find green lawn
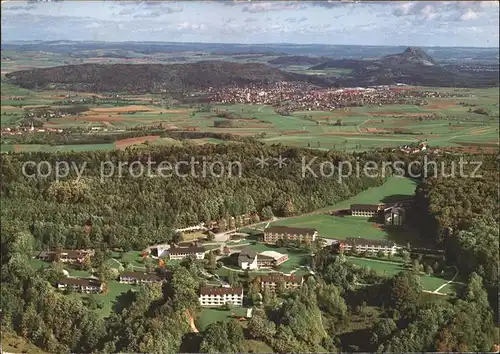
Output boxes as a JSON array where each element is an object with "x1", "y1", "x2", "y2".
[
  {"x1": 196, "y1": 307, "x2": 249, "y2": 331},
  {"x1": 270, "y1": 176, "x2": 418, "y2": 242},
  {"x1": 348, "y1": 256, "x2": 456, "y2": 292},
  {"x1": 71, "y1": 280, "x2": 136, "y2": 318},
  {"x1": 273, "y1": 214, "x2": 387, "y2": 240},
  {"x1": 118, "y1": 251, "x2": 147, "y2": 270}
]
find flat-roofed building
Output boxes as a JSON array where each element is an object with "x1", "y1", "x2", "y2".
[
  {"x1": 118, "y1": 271, "x2": 163, "y2": 285},
  {"x1": 57, "y1": 277, "x2": 103, "y2": 293},
  {"x1": 263, "y1": 225, "x2": 317, "y2": 244},
  {"x1": 260, "y1": 274, "x2": 303, "y2": 292},
  {"x1": 168, "y1": 246, "x2": 205, "y2": 260},
  {"x1": 256, "y1": 251, "x2": 289, "y2": 268},
  {"x1": 350, "y1": 204, "x2": 385, "y2": 217},
  {"x1": 340, "y1": 237, "x2": 398, "y2": 255},
  {"x1": 199, "y1": 286, "x2": 244, "y2": 307}
]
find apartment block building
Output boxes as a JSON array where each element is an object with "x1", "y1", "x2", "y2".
[
  {"x1": 350, "y1": 204, "x2": 385, "y2": 217},
  {"x1": 37, "y1": 249, "x2": 94, "y2": 264},
  {"x1": 198, "y1": 286, "x2": 244, "y2": 307},
  {"x1": 260, "y1": 274, "x2": 303, "y2": 292},
  {"x1": 168, "y1": 246, "x2": 205, "y2": 260},
  {"x1": 118, "y1": 271, "x2": 163, "y2": 285},
  {"x1": 340, "y1": 237, "x2": 399, "y2": 255},
  {"x1": 263, "y1": 225, "x2": 317, "y2": 244},
  {"x1": 57, "y1": 277, "x2": 103, "y2": 293}
]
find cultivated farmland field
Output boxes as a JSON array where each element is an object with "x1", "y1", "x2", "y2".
[{"x1": 2, "y1": 81, "x2": 498, "y2": 153}]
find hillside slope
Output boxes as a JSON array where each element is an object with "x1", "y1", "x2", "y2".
[
  {"x1": 268, "y1": 55, "x2": 329, "y2": 66},
  {"x1": 310, "y1": 47, "x2": 498, "y2": 87},
  {"x1": 5, "y1": 61, "x2": 330, "y2": 93}
]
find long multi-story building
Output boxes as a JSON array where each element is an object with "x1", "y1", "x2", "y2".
[
  {"x1": 350, "y1": 204, "x2": 385, "y2": 217},
  {"x1": 260, "y1": 274, "x2": 303, "y2": 292},
  {"x1": 57, "y1": 277, "x2": 103, "y2": 293},
  {"x1": 118, "y1": 271, "x2": 163, "y2": 285},
  {"x1": 168, "y1": 246, "x2": 205, "y2": 260},
  {"x1": 340, "y1": 237, "x2": 399, "y2": 255},
  {"x1": 263, "y1": 226, "x2": 317, "y2": 244},
  {"x1": 198, "y1": 286, "x2": 244, "y2": 307},
  {"x1": 37, "y1": 249, "x2": 94, "y2": 264}
]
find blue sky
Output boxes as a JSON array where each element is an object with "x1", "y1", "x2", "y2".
[{"x1": 1, "y1": 1, "x2": 499, "y2": 47}]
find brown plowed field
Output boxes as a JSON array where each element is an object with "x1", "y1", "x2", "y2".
[
  {"x1": 282, "y1": 130, "x2": 310, "y2": 135},
  {"x1": 425, "y1": 100, "x2": 457, "y2": 109},
  {"x1": 115, "y1": 135, "x2": 160, "y2": 149},
  {"x1": 455, "y1": 141, "x2": 499, "y2": 148},
  {"x1": 90, "y1": 106, "x2": 152, "y2": 113}
]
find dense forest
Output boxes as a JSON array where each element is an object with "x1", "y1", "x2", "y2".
[
  {"x1": 1, "y1": 143, "x2": 498, "y2": 352},
  {"x1": 1, "y1": 143, "x2": 394, "y2": 250},
  {"x1": 5, "y1": 62, "x2": 330, "y2": 93}
]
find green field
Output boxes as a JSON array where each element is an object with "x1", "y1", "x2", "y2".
[
  {"x1": 348, "y1": 256, "x2": 458, "y2": 292},
  {"x1": 196, "y1": 307, "x2": 249, "y2": 331},
  {"x1": 2, "y1": 82, "x2": 498, "y2": 153},
  {"x1": 270, "y1": 177, "x2": 419, "y2": 244}
]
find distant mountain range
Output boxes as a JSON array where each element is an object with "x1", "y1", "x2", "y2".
[
  {"x1": 5, "y1": 47, "x2": 498, "y2": 92},
  {"x1": 2, "y1": 40, "x2": 499, "y2": 63}
]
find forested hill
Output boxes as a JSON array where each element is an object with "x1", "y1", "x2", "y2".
[
  {"x1": 5, "y1": 61, "x2": 330, "y2": 93},
  {"x1": 0, "y1": 143, "x2": 388, "y2": 250}
]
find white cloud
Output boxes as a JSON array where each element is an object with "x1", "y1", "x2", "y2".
[
  {"x1": 242, "y1": 2, "x2": 305, "y2": 13},
  {"x1": 460, "y1": 9, "x2": 479, "y2": 21},
  {"x1": 176, "y1": 21, "x2": 205, "y2": 31},
  {"x1": 85, "y1": 22, "x2": 101, "y2": 29}
]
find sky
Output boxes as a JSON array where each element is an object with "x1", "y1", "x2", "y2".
[{"x1": 1, "y1": 1, "x2": 499, "y2": 47}]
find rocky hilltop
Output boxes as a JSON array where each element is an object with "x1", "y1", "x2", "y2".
[
  {"x1": 310, "y1": 47, "x2": 498, "y2": 87},
  {"x1": 381, "y1": 47, "x2": 438, "y2": 67}
]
